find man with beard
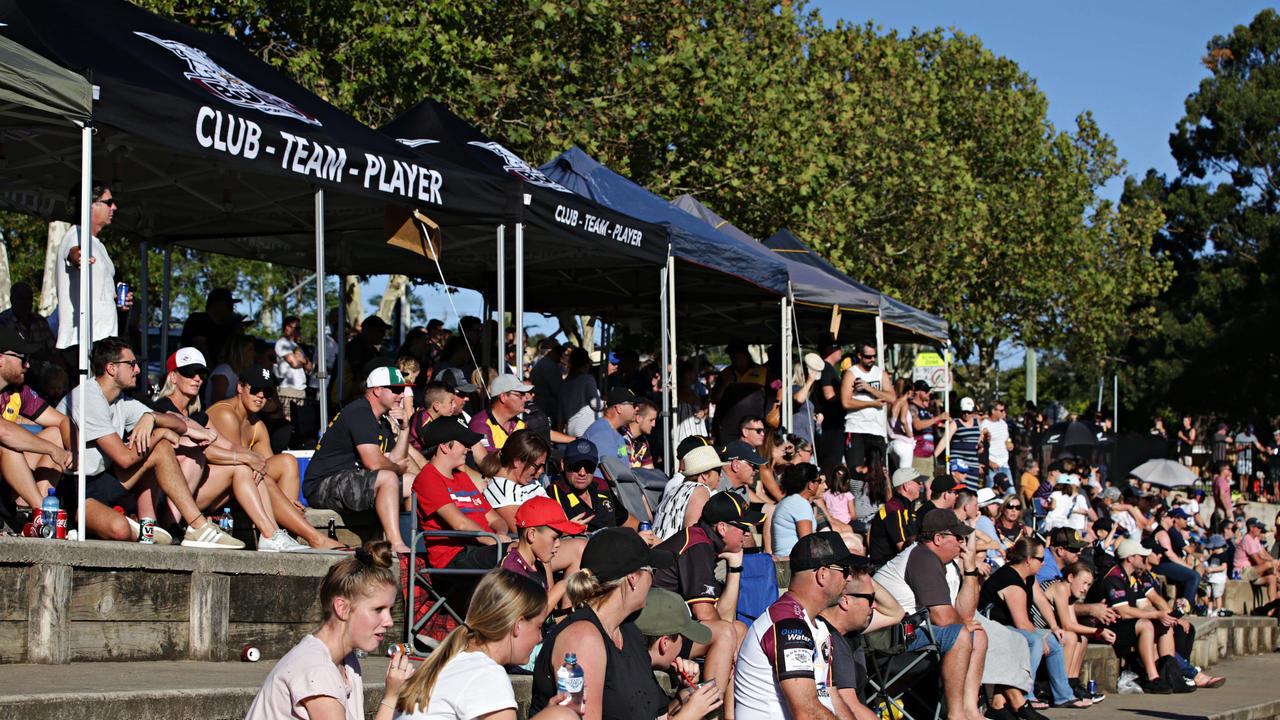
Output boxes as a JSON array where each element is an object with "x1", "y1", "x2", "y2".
[
  {"x1": 0, "y1": 327, "x2": 73, "y2": 519},
  {"x1": 841, "y1": 342, "x2": 895, "y2": 469}
]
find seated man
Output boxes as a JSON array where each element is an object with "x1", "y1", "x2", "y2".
[
  {"x1": 624, "y1": 398, "x2": 659, "y2": 468},
  {"x1": 734, "y1": 531, "x2": 860, "y2": 720},
  {"x1": 868, "y1": 467, "x2": 924, "y2": 567},
  {"x1": 818, "y1": 560, "x2": 906, "y2": 720},
  {"x1": 413, "y1": 417, "x2": 512, "y2": 571},
  {"x1": 1092, "y1": 539, "x2": 1181, "y2": 693},
  {"x1": 581, "y1": 386, "x2": 638, "y2": 470},
  {"x1": 717, "y1": 440, "x2": 766, "y2": 502},
  {"x1": 549, "y1": 437, "x2": 654, "y2": 539},
  {"x1": 467, "y1": 374, "x2": 530, "y2": 455},
  {"x1": 207, "y1": 367, "x2": 344, "y2": 550},
  {"x1": 874, "y1": 511, "x2": 987, "y2": 720},
  {"x1": 60, "y1": 338, "x2": 240, "y2": 548},
  {"x1": 303, "y1": 366, "x2": 414, "y2": 553},
  {"x1": 654, "y1": 492, "x2": 757, "y2": 708},
  {"x1": 0, "y1": 328, "x2": 72, "y2": 516},
  {"x1": 1234, "y1": 518, "x2": 1278, "y2": 602}
]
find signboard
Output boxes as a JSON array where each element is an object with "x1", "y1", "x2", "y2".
[{"x1": 913, "y1": 351, "x2": 951, "y2": 392}]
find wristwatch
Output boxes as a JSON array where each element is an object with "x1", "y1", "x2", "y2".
[
  {"x1": 963, "y1": 569, "x2": 981, "y2": 577},
  {"x1": 728, "y1": 565, "x2": 744, "y2": 574}
]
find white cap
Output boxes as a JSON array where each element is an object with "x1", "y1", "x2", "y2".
[
  {"x1": 167, "y1": 347, "x2": 207, "y2": 374},
  {"x1": 803, "y1": 352, "x2": 824, "y2": 372},
  {"x1": 959, "y1": 397, "x2": 976, "y2": 412},
  {"x1": 489, "y1": 374, "x2": 533, "y2": 398},
  {"x1": 1117, "y1": 539, "x2": 1151, "y2": 559},
  {"x1": 976, "y1": 488, "x2": 999, "y2": 507},
  {"x1": 365, "y1": 366, "x2": 408, "y2": 388}
]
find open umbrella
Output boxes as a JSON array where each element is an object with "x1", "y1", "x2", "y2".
[
  {"x1": 1039, "y1": 421, "x2": 1099, "y2": 450},
  {"x1": 1129, "y1": 459, "x2": 1197, "y2": 488}
]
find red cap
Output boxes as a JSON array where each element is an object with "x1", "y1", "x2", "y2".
[{"x1": 515, "y1": 496, "x2": 586, "y2": 535}]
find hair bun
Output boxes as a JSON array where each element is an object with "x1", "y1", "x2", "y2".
[{"x1": 363, "y1": 540, "x2": 394, "y2": 569}]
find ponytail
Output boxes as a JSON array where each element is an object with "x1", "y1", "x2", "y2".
[
  {"x1": 565, "y1": 566, "x2": 627, "y2": 608},
  {"x1": 318, "y1": 540, "x2": 396, "y2": 624}
]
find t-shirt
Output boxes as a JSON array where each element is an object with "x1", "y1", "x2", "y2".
[
  {"x1": 151, "y1": 395, "x2": 208, "y2": 427},
  {"x1": 501, "y1": 548, "x2": 548, "y2": 590},
  {"x1": 414, "y1": 464, "x2": 497, "y2": 569},
  {"x1": 820, "y1": 617, "x2": 867, "y2": 701},
  {"x1": 275, "y1": 337, "x2": 308, "y2": 391},
  {"x1": 734, "y1": 592, "x2": 835, "y2": 720},
  {"x1": 244, "y1": 634, "x2": 363, "y2": 720},
  {"x1": 903, "y1": 544, "x2": 953, "y2": 611},
  {"x1": 772, "y1": 494, "x2": 816, "y2": 559},
  {"x1": 467, "y1": 409, "x2": 526, "y2": 452},
  {"x1": 1213, "y1": 474, "x2": 1234, "y2": 518},
  {"x1": 548, "y1": 479, "x2": 629, "y2": 532},
  {"x1": 867, "y1": 494, "x2": 916, "y2": 566},
  {"x1": 559, "y1": 373, "x2": 601, "y2": 436},
  {"x1": 874, "y1": 544, "x2": 962, "y2": 615},
  {"x1": 1036, "y1": 550, "x2": 1061, "y2": 584},
  {"x1": 60, "y1": 379, "x2": 149, "y2": 476},
  {"x1": 653, "y1": 525, "x2": 724, "y2": 607},
  {"x1": 482, "y1": 475, "x2": 548, "y2": 510},
  {"x1": 305, "y1": 398, "x2": 390, "y2": 484},
  {"x1": 979, "y1": 563, "x2": 1033, "y2": 626},
  {"x1": 1097, "y1": 565, "x2": 1145, "y2": 608},
  {"x1": 981, "y1": 418, "x2": 1010, "y2": 467},
  {"x1": 822, "y1": 491, "x2": 854, "y2": 525},
  {"x1": 394, "y1": 651, "x2": 515, "y2": 720},
  {"x1": 1045, "y1": 492, "x2": 1088, "y2": 532},
  {"x1": 818, "y1": 363, "x2": 844, "y2": 434},
  {"x1": 582, "y1": 417, "x2": 628, "y2": 467},
  {"x1": 54, "y1": 225, "x2": 117, "y2": 349},
  {"x1": 0, "y1": 383, "x2": 48, "y2": 423},
  {"x1": 1235, "y1": 534, "x2": 1264, "y2": 572}
]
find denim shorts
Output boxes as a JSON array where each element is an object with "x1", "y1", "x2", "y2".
[{"x1": 907, "y1": 622, "x2": 967, "y2": 654}]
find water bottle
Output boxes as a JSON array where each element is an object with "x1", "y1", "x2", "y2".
[
  {"x1": 39, "y1": 489, "x2": 60, "y2": 539},
  {"x1": 556, "y1": 652, "x2": 585, "y2": 711},
  {"x1": 220, "y1": 507, "x2": 234, "y2": 533}
]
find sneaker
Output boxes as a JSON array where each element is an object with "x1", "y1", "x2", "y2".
[
  {"x1": 1143, "y1": 677, "x2": 1174, "y2": 694},
  {"x1": 258, "y1": 529, "x2": 308, "y2": 553},
  {"x1": 181, "y1": 522, "x2": 245, "y2": 549}
]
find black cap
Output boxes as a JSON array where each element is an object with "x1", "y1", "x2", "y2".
[
  {"x1": 433, "y1": 367, "x2": 478, "y2": 394},
  {"x1": 919, "y1": 511, "x2": 975, "y2": 539},
  {"x1": 207, "y1": 287, "x2": 239, "y2": 305},
  {"x1": 677, "y1": 435, "x2": 713, "y2": 461},
  {"x1": 790, "y1": 531, "x2": 868, "y2": 572},
  {"x1": 580, "y1": 528, "x2": 674, "y2": 582},
  {"x1": 722, "y1": 440, "x2": 766, "y2": 466},
  {"x1": 419, "y1": 417, "x2": 483, "y2": 450},
  {"x1": 911, "y1": 379, "x2": 932, "y2": 393},
  {"x1": 605, "y1": 386, "x2": 637, "y2": 407},
  {"x1": 0, "y1": 326, "x2": 40, "y2": 354},
  {"x1": 700, "y1": 492, "x2": 765, "y2": 529},
  {"x1": 239, "y1": 364, "x2": 278, "y2": 390},
  {"x1": 1049, "y1": 527, "x2": 1087, "y2": 551},
  {"x1": 929, "y1": 475, "x2": 966, "y2": 497}
]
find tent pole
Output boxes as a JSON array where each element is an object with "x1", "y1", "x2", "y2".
[
  {"x1": 138, "y1": 241, "x2": 149, "y2": 395},
  {"x1": 781, "y1": 288, "x2": 793, "y2": 432},
  {"x1": 875, "y1": 315, "x2": 885, "y2": 442},
  {"x1": 336, "y1": 278, "x2": 345, "y2": 406},
  {"x1": 75, "y1": 122, "x2": 92, "y2": 542},
  {"x1": 1113, "y1": 373, "x2": 1119, "y2": 433},
  {"x1": 496, "y1": 225, "x2": 505, "y2": 373},
  {"x1": 943, "y1": 344, "x2": 952, "y2": 461},
  {"x1": 514, "y1": 222, "x2": 524, "y2": 379},
  {"x1": 314, "y1": 189, "x2": 329, "y2": 434},
  {"x1": 659, "y1": 255, "x2": 671, "y2": 475},
  {"x1": 160, "y1": 245, "x2": 171, "y2": 366},
  {"x1": 667, "y1": 256, "x2": 677, "y2": 462}
]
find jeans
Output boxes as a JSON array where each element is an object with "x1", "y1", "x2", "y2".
[
  {"x1": 1012, "y1": 627, "x2": 1073, "y2": 705},
  {"x1": 1153, "y1": 561, "x2": 1201, "y2": 605}
]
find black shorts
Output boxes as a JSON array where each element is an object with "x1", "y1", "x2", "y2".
[
  {"x1": 304, "y1": 468, "x2": 381, "y2": 512},
  {"x1": 445, "y1": 542, "x2": 510, "y2": 571},
  {"x1": 56, "y1": 471, "x2": 133, "y2": 517},
  {"x1": 845, "y1": 433, "x2": 887, "y2": 468},
  {"x1": 1110, "y1": 618, "x2": 1141, "y2": 652}
]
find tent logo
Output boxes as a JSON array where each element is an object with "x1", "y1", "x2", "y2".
[
  {"x1": 135, "y1": 31, "x2": 321, "y2": 126},
  {"x1": 467, "y1": 141, "x2": 570, "y2": 192}
]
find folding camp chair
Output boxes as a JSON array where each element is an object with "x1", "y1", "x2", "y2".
[
  {"x1": 599, "y1": 457, "x2": 664, "y2": 524},
  {"x1": 862, "y1": 609, "x2": 944, "y2": 720},
  {"x1": 403, "y1": 495, "x2": 504, "y2": 653}
]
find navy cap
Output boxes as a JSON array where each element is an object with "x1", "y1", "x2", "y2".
[{"x1": 563, "y1": 438, "x2": 599, "y2": 465}]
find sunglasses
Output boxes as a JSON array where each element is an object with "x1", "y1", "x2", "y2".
[
  {"x1": 177, "y1": 368, "x2": 207, "y2": 379},
  {"x1": 745, "y1": 426, "x2": 765, "y2": 433},
  {"x1": 824, "y1": 564, "x2": 852, "y2": 578},
  {"x1": 568, "y1": 461, "x2": 598, "y2": 474},
  {"x1": 1032, "y1": 555, "x2": 1045, "y2": 562},
  {"x1": 528, "y1": 461, "x2": 547, "y2": 473},
  {"x1": 1006, "y1": 505, "x2": 1022, "y2": 510},
  {"x1": 2, "y1": 351, "x2": 28, "y2": 364},
  {"x1": 112, "y1": 358, "x2": 139, "y2": 368},
  {"x1": 845, "y1": 591, "x2": 876, "y2": 604},
  {"x1": 94, "y1": 197, "x2": 118, "y2": 208}
]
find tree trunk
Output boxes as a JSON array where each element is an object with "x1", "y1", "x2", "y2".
[
  {"x1": 40, "y1": 221, "x2": 68, "y2": 316},
  {"x1": 343, "y1": 275, "x2": 361, "y2": 329},
  {"x1": 378, "y1": 274, "x2": 409, "y2": 325},
  {"x1": 0, "y1": 234, "x2": 11, "y2": 312}
]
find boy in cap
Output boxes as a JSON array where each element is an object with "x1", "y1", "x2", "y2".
[
  {"x1": 867, "y1": 466, "x2": 924, "y2": 567},
  {"x1": 636, "y1": 588, "x2": 724, "y2": 718},
  {"x1": 918, "y1": 474, "x2": 966, "y2": 523},
  {"x1": 504, "y1": 495, "x2": 585, "y2": 612},
  {"x1": 654, "y1": 492, "x2": 761, "y2": 709},
  {"x1": 735, "y1": 531, "x2": 863, "y2": 720},
  {"x1": 304, "y1": 366, "x2": 414, "y2": 553}
]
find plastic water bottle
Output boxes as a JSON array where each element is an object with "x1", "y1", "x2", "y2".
[
  {"x1": 556, "y1": 652, "x2": 585, "y2": 711},
  {"x1": 220, "y1": 507, "x2": 234, "y2": 532},
  {"x1": 39, "y1": 489, "x2": 60, "y2": 539}
]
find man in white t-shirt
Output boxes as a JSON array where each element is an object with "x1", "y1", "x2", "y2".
[
  {"x1": 55, "y1": 184, "x2": 132, "y2": 357},
  {"x1": 735, "y1": 532, "x2": 859, "y2": 720},
  {"x1": 841, "y1": 342, "x2": 895, "y2": 468},
  {"x1": 274, "y1": 315, "x2": 315, "y2": 448},
  {"x1": 980, "y1": 402, "x2": 1012, "y2": 487}
]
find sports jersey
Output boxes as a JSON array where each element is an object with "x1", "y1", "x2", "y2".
[{"x1": 734, "y1": 592, "x2": 835, "y2": 720}]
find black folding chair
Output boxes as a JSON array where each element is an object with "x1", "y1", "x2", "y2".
[
  {"x1": 403, "y1": 494, "x2": 504, "y2": 653},
  {"x1": 862, "y1": 610, "x2": 944, "y2": 720},
  {"x1": 599, "y1": 457, "x2": 663, "y2": 524}
]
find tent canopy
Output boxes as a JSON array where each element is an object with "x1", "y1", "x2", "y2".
[
  {"x1": 670, "y1": 195, "x2": 885, "y2": 344},
  {"x1": 0, "y1": 34, "x2": 90, "y2": 125},
  {"x1": 763, "y1": 228, "x2": 949, "y2": 345},
  {"x1": 379, "y1": 99, "x2": 669, "y2": 312},
  {"x1": 0, "y1": 0, "x2": 514, "y2": 276}
]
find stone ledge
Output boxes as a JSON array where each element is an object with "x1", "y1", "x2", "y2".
[{"x1": 0, "y1": 535, "x2": 347, "y2": 576}]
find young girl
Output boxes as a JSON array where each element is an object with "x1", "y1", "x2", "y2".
[
  {"x1": 245, "y1": 541, "x2": 408, "y2": 720},
  {"x1": 821, "y1": 465, "x2": 856, "y2": 527},
  {"x1": 393, "y1": 570, "x2": 577, "y2": 720}
]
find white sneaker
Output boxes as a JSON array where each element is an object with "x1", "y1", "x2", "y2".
[
  {"x1": 181, "y1": 522, "x2": 245, "y2": 549},
  {"x1": 258, "y1": 529, "x2": 308, "y2": 552}
]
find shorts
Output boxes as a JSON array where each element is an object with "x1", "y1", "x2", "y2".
[
  {"x1": 1242, "y1": 566, "x2": 1262, "y2": 584},
  {"x1": 845, "y1": 433, "x2": 886, "y2": 469},
  {"x1": 1109, "y1": 618, "x2": 1141, "y2": 652},
  {"x1": 445, "y1": 542, "x2": 510, "y2": 571},
  {"x1": 912, "y1": 456, "x2": 935, "y2": 478},
  {"x1": 908, "y1": 622, "x2": 966, "y2": 654},
  {"x1": 303, "y1": 468, "x2": 380, "y2": 512},
  {"x1": 1207, "y1": 572, "x2": 1226, "y2": 598},
  {"x1": 56, "y1": 471, "x2": 134, "y2": 518}
]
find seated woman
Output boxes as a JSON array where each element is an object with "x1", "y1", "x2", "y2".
[
  {"x1": 1041, "y1": 562, "x2": 1114, "y2": 702},
  {"x1": 245, "y1": 541, "x2": 408, "y2": 720},
  {"x1": 979, "y1": 536, "x2": 1091, "y2": 709},
  {"x1": 481, "y1": 430, "x2": 553, "y2": 530},
  {"x1": 393, "y1": 569, "x2": 578, "y2": 720},
  {"x1": 994, "y1": 493, "x2": 1030, "y2": 547},
  {"x1": 771, "y1": 464, "x2": 822, "y2": 559}
]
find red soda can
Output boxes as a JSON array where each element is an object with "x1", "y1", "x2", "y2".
[
  {"x1": 241, "y1": 645, "x2": 261, "y2": 662},
  {"x1": 54, "y1": 509, "x2": 67, "y2": 539}
]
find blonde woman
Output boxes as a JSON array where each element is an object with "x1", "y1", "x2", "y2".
[{"x1": 245, "y1": 541, "x2": 409, "y2": 720}]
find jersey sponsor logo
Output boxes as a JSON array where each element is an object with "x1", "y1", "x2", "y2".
[
  {"x1": 135, "y1": 32, "x2": 321, "y2": 126},
  {"x1": 783, "y1": 647, "x2": 815, "y2": 672}
]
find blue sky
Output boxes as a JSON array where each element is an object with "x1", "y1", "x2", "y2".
[{"x1": 377, "y1": 2, "x2": 1271, "y2": 342}]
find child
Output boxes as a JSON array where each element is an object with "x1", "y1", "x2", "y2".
[
  {"x1": 821, "y1": 464, "x2": 855, "y2": 526},
  {"x1": 636, "y1": 587, "x2": 725, "y2": 720},
  {"x1": 502, "y1": 496, "x2": 586, "y2": 613},
  {"x1": 1204, "y1": 534, "x2": 1231, "y2": 617}
]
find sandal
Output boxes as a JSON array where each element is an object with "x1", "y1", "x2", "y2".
[
  {"x1": 1196, "y1": 675, "x2": 1226, "y2": 688},
  {"x1": 1028, "y1": 700, "x2": 1050, "y2": 710}
]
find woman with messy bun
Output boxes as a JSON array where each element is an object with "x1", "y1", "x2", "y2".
[{"x1": 245, "y1": 541, "x2": 412, "y2": 720}]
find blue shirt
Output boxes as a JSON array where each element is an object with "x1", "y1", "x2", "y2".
[
  {"x1": 582, "y1": 418, "x2": 628, "y2": 472},
  {"x1": 772, "y1": 494, "x2": 816, "y2": 560},
  {"x1": 1036, "y1": 550, "x2": 1062, "y2": 584}
]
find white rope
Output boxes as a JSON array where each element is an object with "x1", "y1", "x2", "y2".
[{"x1": 415, "y1": 217, "x2": 489, "y2": 397}]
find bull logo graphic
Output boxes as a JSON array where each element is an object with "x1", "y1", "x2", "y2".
[
  {"x1": 135, "y1": 31, "x2": 321, "y2": 126},
  {"x1": 467, "y1": 141, "x2": 570, "y2": 192}
]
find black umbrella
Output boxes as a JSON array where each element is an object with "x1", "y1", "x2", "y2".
[{"x1": 1038, "y1": 421, "x2": 1099, "y2": 451}]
